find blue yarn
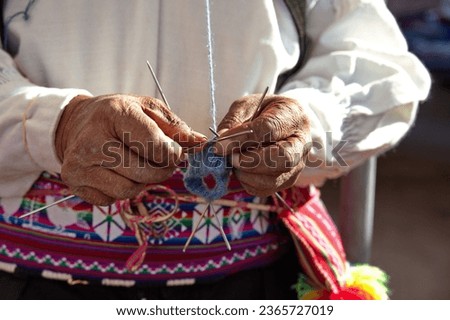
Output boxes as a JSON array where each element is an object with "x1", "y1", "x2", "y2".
[
  {"x1": 183, "y1": 2, "x2": 231, "y2": 202},
  {"x1": 183, "y1": 142, "x2": 231, "y2": 202}
]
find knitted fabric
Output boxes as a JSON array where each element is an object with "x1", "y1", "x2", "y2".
[{"x1": 183, "y1": 142, "x2": 231, "y2": 202}]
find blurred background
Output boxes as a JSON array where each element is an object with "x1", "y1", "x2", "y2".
[{"x1": 321, "y1": 0, "x2": 450, "y2": 299}]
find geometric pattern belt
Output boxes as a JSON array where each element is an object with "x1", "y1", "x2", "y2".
[{"x1": 0, "y1": 169, "x2": 385, "y2": 299}]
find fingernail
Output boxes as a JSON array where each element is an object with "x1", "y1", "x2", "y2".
[
  {"x1": 195, "y1": 133, "x2": 208, "y2": 141},
  {"x1": 217, "y1": 129, "x2": 229, "y2": 136},
  {"x1": 231, "y1": 153, "x2": 241, "y2": 168},
  {"x1": 179, "y1": 152, "x2": 187, "y2": 162}
]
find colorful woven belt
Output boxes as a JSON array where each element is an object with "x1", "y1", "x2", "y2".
[{"x1": 0, "y1": 170, "x2": 389, "y2": 299}]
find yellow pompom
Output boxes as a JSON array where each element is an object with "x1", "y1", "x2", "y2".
[{"x1": 345, "y1": 265, "x2": 390, "y2": 300}]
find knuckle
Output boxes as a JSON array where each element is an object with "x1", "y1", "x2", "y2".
[
  {"x1": 149, "y1": 140, "x2": 181, "y2": 167},
  {"x1": 60, "y1": 168, "x2": 74, "y2": 186},
  {"x1": 239, "y1": 151, "x2": 260, "y2": 169},
  {"x1": 254, "y1": 117, "x2": 278, "y2": 142},
  {"x1": 144, "y1": 96, "x2": 183, "y2": 125},
  {"x1": 237, "y1": 170, "x2": 278, "y2": 194},
  {"x1": 60, "y1": 159, "x2": 84, "y2": 184},
  {"x1": 140, "y1": 164, "x2": 175, "y2": 182},
  {"x1": 113, "y1": 182, "x2": 145, "y2": 200},
  {"x1": 244, "y1": 185, "x2": 273, "y2": 198},
  {"x1": 279, "y1": 171, "x2": 301, "y2": 191},
  {"x1": 147, "y1": 168, "x2": 175, "y2": 183},
  {"x1": 219, "y1": 114, "x2": 243, "y2": 131},
  {"x1": 72, "y1": 186, "x2": 115, "y2": 206},
  {"x1": 164, "y1": 111, "x2": 183, "y2": 128},
  {"x1": 230, "y1": 96, "x2": 250, "y2": 110},
  {"x1": 278, "y1": 142, "x2": 301, "y2": 169}
]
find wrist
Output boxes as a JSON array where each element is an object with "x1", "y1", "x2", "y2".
[{"x1": 55, "y1": 95, "x2": 90, "y2": 162}]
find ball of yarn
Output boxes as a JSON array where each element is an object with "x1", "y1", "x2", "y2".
[{"x1": 183, "y1": 142, "x2": 231, "y2": 202}]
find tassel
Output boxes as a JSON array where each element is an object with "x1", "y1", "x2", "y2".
[
  {"x1": 344, "y1": 265, "x2": 390, "y2": 300},
  {"x1": 296, "y1": 265, "x2": 390, "y2": 300}
]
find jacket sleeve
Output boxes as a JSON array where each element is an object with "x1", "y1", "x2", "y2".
[
  {"x1": 0, "y1": 49, "x2": 91, "y2": 198},
  {"x1": 278, "y1": 0, "x2": 431, "y2": 186}
]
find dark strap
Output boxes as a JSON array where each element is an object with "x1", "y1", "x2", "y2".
[
  {"x1": 276, "y1": 0, "x2": 309, "y2": 91},
  {"x1": 0, "y1": 0, "x2": 4, "y2": 47}
]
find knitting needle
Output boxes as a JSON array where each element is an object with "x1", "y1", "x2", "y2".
[
  {"x1": 183, "y1": 129, "x2": 254, "y2": 153},
  {"x1": 215, "y1": 129, "x2": 254, "y2": 142},
  {"x1": 18, "y1": 195, "x2": 76, "y2": 219},
  {"x1": 183, "y1": 203, "x2": 210, "y2": 252},
  {"x1": 146, "y1": 60, "x2": 171, "y2": 109},
  {"x1": 211, "y1": 206, "x2": 232, "y2": 250},
  {"x1": 274, "y1": 192, "x2": 296, "y2": 214},
  {"x1": 209, "y1": 127, "x2": 220, "y2": 137},
  {"x1": 250, "y1": 86, "x2": 269, "y2": 121}
]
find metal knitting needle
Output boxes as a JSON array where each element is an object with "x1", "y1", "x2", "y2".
[
  {"x1": 216, "y1": 129, "x2": 254, "y2": 142},
  {"x1": 209, "y1": 127, "x2": 220, "y2": 137},
  {"x1": 18, "y1": 195, "x2": 76, "y2": 219},
  {"x1": 250, "y1": 86, "x2": 269, "y2": 121},
  {"x1": 183, "y1": 129, "x2": 254, "y2": 153},
  {"x1": 274, "y1": 192, "x2": 296, "y2": 214},
  {"x1": 146, "y1": 60, "x2": 171, "y2": 109}
]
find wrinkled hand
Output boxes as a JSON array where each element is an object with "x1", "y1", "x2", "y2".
[
  {"x1": 55, "y1": 94, "x2": 206, "y2": 205},
  {"x1": 214, "y1": 94, "x2": 311, "y2": 197}
]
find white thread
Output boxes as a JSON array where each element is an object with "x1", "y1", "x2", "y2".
[
  {"x1": 166, "y1": 278, "x2": 196, "y2": 286},
  {"x1": 42, "y1": 269, "x2": 72, "y2": 281},
  {"x1": 102, "y1": 278, "x2": 136, "y2": 287},
  {"x1": 205, "y1": 0, "x2": 217, "y2": 131},
  {"x1": 0, "y1": 261, "x2": 17, "y2": 273}
]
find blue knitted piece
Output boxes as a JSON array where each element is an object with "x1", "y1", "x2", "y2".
[{"x1": 183, "y1": 142, "x2": 231, "y2": 202}]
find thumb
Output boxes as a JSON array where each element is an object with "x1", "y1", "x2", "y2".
[{"x1": 140, "y1": 97, "x2": 207, "y2": 147}]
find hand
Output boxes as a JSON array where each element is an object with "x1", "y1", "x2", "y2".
[
  {"x1": 214, "y1": 94, "x2": 311, "y2": 197},
  {"x1": 55, "y1": 94, "x2": 206, "y2": 205}
]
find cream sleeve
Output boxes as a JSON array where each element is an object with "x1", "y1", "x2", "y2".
[
  {"x1": 279, "y1": 0, "x2": 431, "y2": 186},
  {"x1": 0, "y1": 49, "x2": 91, "y2": 197}
]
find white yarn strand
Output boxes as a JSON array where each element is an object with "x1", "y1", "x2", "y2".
[{"x1": 205, "y1": 0, "x2": 218, "y2": 131}]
